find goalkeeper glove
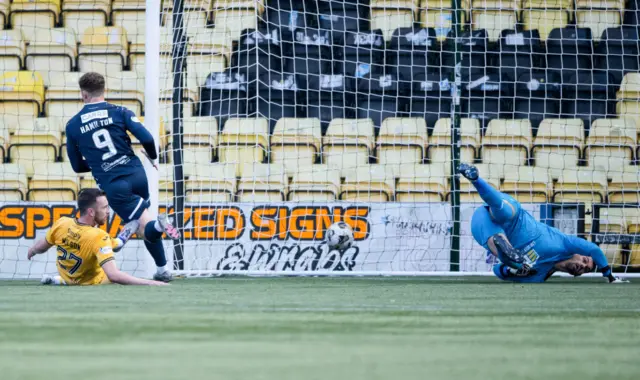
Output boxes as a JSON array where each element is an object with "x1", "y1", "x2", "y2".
[{"x1": 600, "y1": 266, "x2": 630, "y2": 283}]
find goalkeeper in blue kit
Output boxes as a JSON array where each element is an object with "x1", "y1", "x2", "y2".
[{"x1": 458, "y1": 163, "x2": 629, "y2": 283}]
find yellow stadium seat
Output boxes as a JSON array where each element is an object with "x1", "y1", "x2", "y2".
[
  {"x1": 377, "y1": 118, "x2": 428, "y2": 169},
  {"x1": 340, "y1": 164, "x2": 396, "y2": 202},
  {"x1": 428, "y1": 118, "x2": 479, "y2": 164},
  {"x1": 396, "y1": 163, "x2": 449, "y2": 202},
  {"x1": 0, "y1": 164, "x2": 28, "y2": 201},
  {"x1": 186, "y1": 30, "x2": 232, "y2": 101},
  {"x1": 553, "y1": 168, "x2": 608, "y2": 204},
  {"x1": 164, "y1": 0, "x2": 213, "y2": 37},
  {"x1": 0, "y1": 71, "x2": 45, "y2": 123},
  {"x1": 371, "y1": 4, "x2": 416, "y2": 41},
  {"x1": 130, "y1": 28, "x2": 172, "y2": 74},
  {"x1": 585, "y1": 119, "x2": 636, "y2": 176},
  {"x1": 28, "y1": 162, "x2": 78, "y2": 202},
  {"x1": 45, "y1": 72, "x2": 84, "y2": 118},
  {"x1": 104, "y1": 72, "x2": 145, "y2": 115},
  {"x1": 8, "y1": 117, "x2": 61, "y2": 177},
  {"x1": 420, "y1": 10, "x2": 454, "y2": 42},
  {"x1": 608, "y1": 168, "x2": 640, "y2": 203},
  {"x1": 182, "y1": 116, "x2": 218, "y2": 167},
  {"x1": 501, "y1": 166, "x2": 551, "y2": 202},
  {"x1": 78, "y1": 27, "x2": 129, "y2": 73},
  {"x1": 238, "y1": 163, "x2": 287, "y2": 202},
  {"x1": 185, "y1": 163, "x2": 237, "y2": 203},
  {"x1": 596, "y1": 206, "x2": 635, "y2": 267},
  {"x1": 616, "y1": 74, "x2": 640, "y2": 129},
  {"x1": 456, "y1": 163, "x2": 503, "y2": 202},
  {"x1": 629, "y1": 216, "x2": 640, "y2": 267},
  {"x1": 10, "y1": 0, "x2": 60, "y2": 41},
  {"x1": 322, "y1": 119, "x2": 375, "y2": 176},
  {"x1": 112, "y1": 0, "x2": 146, "y2": 43},
  {"x1": 288, "y1": 164, "x2": 341, "y2": 202},
  {"x1": 0, "y1": 0, "x2": 8, "y2": 29},
  {"x1": 157, "y1": 164, "x2": 176, "y2": 201},
  {"x1": 271, "y1": 118, "x2": 322, "y2": 176},
  {"x1": 471, "y1": 1, "x2": 520, "y2": 41},
  {"x1": 0, "y1": 30, "x2": 25, "y2": 72},
  {"x1": 79, "y1": 175, "x2": 97, "y2": 190},
  {"x1": 25, "y1": 28, "x2": 77, "y2": 87},
  {"x1": 522, "y1": 0, "x2": 571, "y2": 42},
  {"x1": 213, "y1": 1, "x2": 265, "y2": 41},
  {"x1": 0, "y1": 125, "x2": 8, "y2": 162},
  {"x1": 532, "y1": 118, "x2": 584, "y2": 179},
  {"x1": 575, "y1": 0, "x2": 623, "y2": 42},
  {"x1": 218, "y1": 118, "x2": 269, "y2": 175},
  {"x1": 61, "y1": 0, "x2": 109, "y2": 38},
  {"x1": 482, "y1": 119, "x2": 532, "y2": 168}
]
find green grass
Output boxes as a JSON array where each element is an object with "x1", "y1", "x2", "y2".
[{"x1": 0, "y1": 277, "x2": 639, "y2": 380}]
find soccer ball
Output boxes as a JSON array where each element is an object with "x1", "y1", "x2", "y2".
[{"x1": 326, "y1": 222, "x2": 354, "y2": 250}]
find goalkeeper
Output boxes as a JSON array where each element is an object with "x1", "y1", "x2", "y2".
[{"x1": 458, "y1": 163, "x2": 628, "y2": 283}]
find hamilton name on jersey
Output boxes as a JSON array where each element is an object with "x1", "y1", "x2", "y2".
[{"x1": 80, "y1": 115, "x2": 114, "y2": 134}]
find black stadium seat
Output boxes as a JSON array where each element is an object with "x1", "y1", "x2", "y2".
[
  {"x1": 199, "y1": 70, "x2": 249, "y2": 128},
  {"x1": 306, "y1": 74, "x2": 355, "y2": 134},
  {"x1": 545, "y1": 27, "x2": 594, "y2": 83},
  {"x1": 462, "y1": 74, "x2": 507, "y2": 133},
  {"x1": 231, "y1": 28, "x2": 281, "y2": 91},
  {"x1": 356, "y1": 72, "x2": 404, "y2": 132},
  {"x1": 282, "y1": 28, "x2": 335, "y2": 87},
  {"x1": 250, "y1": 72, "x2": 304, "y2": 133},
  {"x1": 442, "y1": 29, "x2": 491, "y2": 83},
  {"x1": 263, "y1": 0, "x2": 318, "y2": 39},
  {"x1": 561, "y1": 71, "x2": 616, "y2": 135},
  {"x1": 317, "y1": 0, "x2": 370, "y2": 39},
  {"x1": 338, "y1": 29, "x2": 385, "y2": 79},
  {"x1": 496, "y1": 29, "x2": 544, "y2": 84},
  {"x1": 407, "y1": 72, "x2": 452, "y2": 131},
  {"x1": 512, "y1": 71, "x2": 561, "y2": 133},
  {"x1": 388, "y1": 27, "x2": 442, "y2": 79},
  {"x1": 595, "y1": 27, "x2": 640, "y2": 85}
]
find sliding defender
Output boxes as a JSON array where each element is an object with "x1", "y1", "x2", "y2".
[
  {"x1": 28, "y1": 189, "x2": 168, "y2": 286},
  {"x1": 458, "y1": 163, "x2": 628, "y2": 283}
]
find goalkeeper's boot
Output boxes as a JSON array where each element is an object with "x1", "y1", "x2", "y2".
[
  {"x1": 457, "y1": 162, "x2": 479, "y2": 181},
  {"x1": 153, "y1": 270, "x2": 174, "y2": 283},
  {"x1": 492, "y1": 234, "x2": 535, "y2": 275},
  {"x1": 157, "y1": 213, "x2": 181, "y2": 240},
  {"x1": 41, "y1": 274, "x2": 62, "y2": 285},
  {"x1": 113, "y1": 220, "x2": 140, "y2": 253}
]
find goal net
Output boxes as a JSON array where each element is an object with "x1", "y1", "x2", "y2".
[{"x1": 0, "y1": 0, "x2": 639, "y2": 279}]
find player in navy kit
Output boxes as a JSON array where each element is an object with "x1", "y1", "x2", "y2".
[
  {"x1": 65, "y1": 72, "x2": 179, "y2": 282},
  {"x1": 458, "y1": 163, "x2": 629, "y2": 283}
]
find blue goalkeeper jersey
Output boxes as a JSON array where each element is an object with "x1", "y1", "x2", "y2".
[
  {"x1": 486, "y1": 205, "x2": 609, "y2": 283},
  {"x1": 65, "y1": 102, "x2": 157, "y2": 185}
]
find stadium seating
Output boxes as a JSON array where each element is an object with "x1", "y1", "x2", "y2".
[
  {"x1": 288, "y1": 164, "x2": 341, "y2": 201},
  {"x1": 182, "y1": 116, "x2": 219, "y2": 167},
  {"x1": 532, "y1": 118, "x2": 584, "y2": 179},
  {"x1": 616, "y1": 73, "x2": 640, "y2": 129},
  {"x1": 8, "y1": 117, "x2": 61, "y2": 177},
  {"x1": 270, "y1": 118, "x2": 322, "y2": 176},
  {"x1": 111, "y1": 0, "x2": 146, "y2": 43},
  {"x1": 585, "y1": 118, "x2": 637, "y2": 175},
  {"x1": 0, "y1": 163, "x2": 28, "y2": 201},
  {"x1": 9, "y1": 0, "x2": 60, "y2": 41},
  {"x1": 376, "y1": 118, "x2": 428, "y2": 169},
  {"x1": 61, "y1": 0, "x2": 110, "y2": 39},
  {"x1": 341, "y1": 164, "x2": 396, "y2": 202},
  {"x1": 218, "y1": 118, "x2": 269, "y2": 175},
  {"x1": 576, "y1": 0, "x2": 624, "y2": 42},
  {"x1": 25, "y1": 28, "x2": 77, "y2": 87},
  {"x1": 608, "y1": 168, "x2": 640, "y2": 203},
  {"x1": 0, "y1": 0, "x2": 8, "y2": 30},
  {"x1": 396, "y1": 164, "x2": 448, "y2": 202},
  {"x1": 0, "y1": 30, "x2": 24, "y2": 73},
  {"x1": 185, "y1": 163, "x2": 237, "y2": 202},
  {"x1": 482, "y1": 119, "x2": 532, "y2": 167},
  {"x1": 212, "y1": 0, "x2": 264, "y2": 41},
  {"x1": 471, "y1": 0, "x2": 518, "y2": 42},
  {"x1": 429, "y1": 118, "x2": 480, "y2": 164},
  {"x1": 553, "y1": 168, "x2": 609, "y2": 203},
  {"x1": 78, "y1": 27, "x2": 129, "y2": 73},
  {"x1": 322, "y1": 118, "x2": 375, "y2": 176},
  {"x1": 370, "y1": 0, "x2": 417, "y2": 41},
  {"x1": 521, "y1": 0, "x2": 571, "y2": 42},
  {"x1": 0, "y1": 72, "x2": 45, "y2": 126},
  {"x1": 501, "y1": 166, "x2": 552, "y2": 202},
  {"x1": 238, "y1": 162, "x2": 287, "y2": 202},
  {"x1": 28, "y1": 162, "x2": 78, "y2": 201}
]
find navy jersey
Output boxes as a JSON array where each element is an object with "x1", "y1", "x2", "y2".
[{"x1": 66, "y1": 102, "x2": 157, "y2": 185}]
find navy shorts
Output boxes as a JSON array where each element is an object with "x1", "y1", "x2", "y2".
[{"x1": 101, "y1": 169, "x2": 150, "y2": 223}]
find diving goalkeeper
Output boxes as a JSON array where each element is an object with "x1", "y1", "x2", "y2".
[
  {"x1": 458, "y1": 163, "x2": 629, "y2": 283},
  {"x1": 27, "y1": 188, "x2": 167, "y2": 286}
]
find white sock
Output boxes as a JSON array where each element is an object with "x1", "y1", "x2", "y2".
[
  {"x1": 154, "y1": 221, "x2": 163, "y2": 232},
  {"x1": 157, "y1": 265, "x2": 168, "y2": 274}
]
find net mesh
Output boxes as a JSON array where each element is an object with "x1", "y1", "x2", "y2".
[{"x1": 0, "y1": 0, "x2": 639, "y2": 278}]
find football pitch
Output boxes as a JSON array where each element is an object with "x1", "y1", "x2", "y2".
[{"x1": 0, "y1": 277, "x2": 639, "y2": 380}]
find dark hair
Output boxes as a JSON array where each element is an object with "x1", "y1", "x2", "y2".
[
  {"x1": 78, "y1": 72, "x2": 105, "y2": 97},
  {"x1": 77, "y1": 188, "x2": 106, "y2": 215}
]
